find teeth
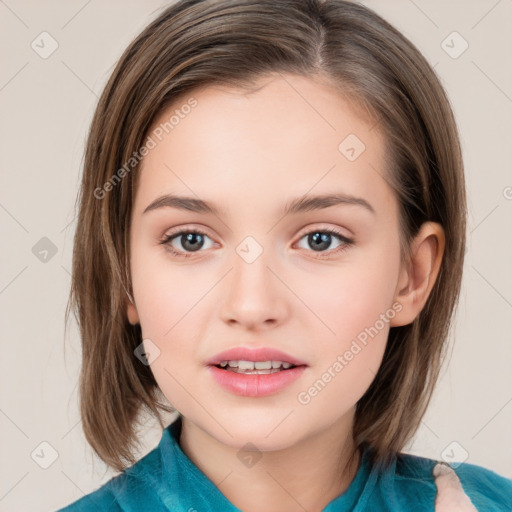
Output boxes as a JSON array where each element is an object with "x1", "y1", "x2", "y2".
[
  {"x1": 226, "y1": 367, "x2": 282, "y2": 374},
  {"x1": 254, "y1": 361, "x2": 272, "y2": 370},
  {"x1": 220, "y1": 360, "x2": 294, "y2": 370}
]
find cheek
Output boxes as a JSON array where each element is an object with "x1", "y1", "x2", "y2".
[
  {"x1": 130, "y1": 247, "x2": 207, "y2": 370},
  {"x1": 132, "y1": 267, "x2": 205, "y2": 413},
  {"x1": 131, "y1": 238, "x2": 206, "y2": 329},
  {"x1": 301, "y1": 248, "x2": 400, "y2": 350},
  {"x1": 296, "y1": 278, "x2": 393, "y2": 418},
  {"x1": 295, "y1": 242, "x2": 400, "y2": 405}
]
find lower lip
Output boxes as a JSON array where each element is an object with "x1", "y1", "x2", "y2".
[{"x1": 208, "y1": 365, "x2": 307, "y2": 397}]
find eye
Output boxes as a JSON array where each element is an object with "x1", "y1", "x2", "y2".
[
  {"x1": 159, "y1": 228, "x2": 214, "y2": 258},
  {"x1": 295, "y1": 228, "x2": 354, "y2": 257},
  {"x1": 159, "y1": 226, "x2": 354, "y2": 259}
]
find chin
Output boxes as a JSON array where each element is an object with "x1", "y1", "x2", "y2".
[{"x1": 206, "y1": 415, "x2": 305, "y2": 451}]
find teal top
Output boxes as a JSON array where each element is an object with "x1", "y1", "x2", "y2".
[{"x1": 58, "y1": 416, "x2": 512, "y2": 511}]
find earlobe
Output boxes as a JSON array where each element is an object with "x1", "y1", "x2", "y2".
[
  {"x1": 126, "y1": 297, "x2": 140, "y2": 325},
  {"x1": 390, "y1": 222, "x2": 445, "y2": 327}
]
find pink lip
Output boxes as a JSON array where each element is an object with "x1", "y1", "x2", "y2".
[
  {"x1": 205, "y1": 346, "x2": 308, "y2": 398},
  {"x1": 206, "y1": 346, "x2": 308, "y2": 367},
  {"x1": 208, "y1": 365, "x2": 307, "y2": 397}
]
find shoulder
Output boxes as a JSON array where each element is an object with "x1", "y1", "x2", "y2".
[
  {"x1": 393, "y1": 451, "x2": 512, "y2": 512},
  {"x1": 56, "y1": 446, "x2": 163, "y2": 511},
  {"x1": 56, "y1": 474, "x2": 124, "y2": 511},
  {"x1": 450, "y1": 458, "x2": 512, "y2": 511}
]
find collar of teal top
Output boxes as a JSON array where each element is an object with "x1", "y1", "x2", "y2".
[{"x1": 149, "y1": 415, "x2": 379, "y2": 512}]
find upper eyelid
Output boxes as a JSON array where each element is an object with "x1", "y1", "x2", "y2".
[
  {"x1": 164, "y1": 223, "x2": 352, "y2": 238},
  {"x1": 295, "y1": 224, "x2": 352, "y2": 239},
  {"x1": 163, "y1": 224, "x2": 213, "y2": 238}
]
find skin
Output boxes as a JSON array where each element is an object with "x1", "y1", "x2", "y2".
[
  {"x1": 433, "y1": 464, "x2": 478, "y2": 511},
  {"x1": 126, "y1": 73, "x2": 445, "y2": 512}
]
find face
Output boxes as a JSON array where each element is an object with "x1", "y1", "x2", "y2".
[{"x1": 127, "y1": 73, "x2": 405, "y2": 451}]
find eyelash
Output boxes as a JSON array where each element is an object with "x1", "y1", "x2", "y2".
[{"x1": 159, "y1": 227, "x2": 354, "y2": 259}]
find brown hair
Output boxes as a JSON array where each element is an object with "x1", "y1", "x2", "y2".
[{"x1": 65, "y1": 0, "x2": 466, "y2": 473}]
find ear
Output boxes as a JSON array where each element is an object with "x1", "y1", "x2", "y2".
[
  {"x1": 126, "y1": 295, "x2": 140, "y2": 325},
  {"x1": 390, "y1": 222, "x2": 445, "y2": 327}
]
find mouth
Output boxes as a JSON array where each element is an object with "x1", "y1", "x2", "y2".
[
  {"x1": 212, "y1": 359, "x2": 301, "y2": 375},
  {"x1": 206, "y1": 346, "x2": 308, "y2": 372},
  {"x1": 207, "y1": 351, "x2": 308, "y2": 397}
]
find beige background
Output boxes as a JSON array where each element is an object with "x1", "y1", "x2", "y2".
[{"x1": 0, "y1": 1, "x2": 511, "y2": 510}]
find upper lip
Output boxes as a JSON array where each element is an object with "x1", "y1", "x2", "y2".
[{"x1": 206, "y1": 347, "x2": 308, "y2": 367}]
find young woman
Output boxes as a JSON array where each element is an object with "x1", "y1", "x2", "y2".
[{"x1": 59, "y1": 1, "x2": 512, "y2": 510}]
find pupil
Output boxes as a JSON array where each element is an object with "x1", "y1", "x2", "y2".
[
  {"x1": 182, "y1": 233, "x2": 204, "y2": 252},
  {"x1": 309, "y1": 232, "x2": 330, "y2": 251}
]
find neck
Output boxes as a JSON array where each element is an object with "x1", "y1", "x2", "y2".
[{"x1": 179, "y1": 413, "x2": 361, "y2": 512}]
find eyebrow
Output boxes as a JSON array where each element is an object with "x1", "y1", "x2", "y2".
[
  {"x1": 143, "y1": 194, "x2": 222, "y2": 216},
  {"x1": 142, "y1": 192, "x2": 375, "y2": 217},
  {"x1": 282, "y1": 193, "x2": 375, "y2": 216}
]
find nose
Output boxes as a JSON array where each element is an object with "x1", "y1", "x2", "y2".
[{"x1": 219, "y1": 249, "x2": 289, "y2": 330}]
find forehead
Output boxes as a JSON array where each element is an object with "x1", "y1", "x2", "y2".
[{"x1": 134, "y1": 74, "x2": 390, "y2": 217}]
